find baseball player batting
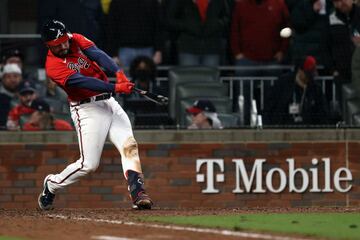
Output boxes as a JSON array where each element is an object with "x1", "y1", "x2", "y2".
[{"x1": 38, "y1": 20, "x2": 152, "y2": 210}]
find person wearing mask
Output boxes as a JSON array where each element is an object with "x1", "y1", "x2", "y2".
[{"x1": 128, "y1": 56, "x2": 165, "y2": 99}]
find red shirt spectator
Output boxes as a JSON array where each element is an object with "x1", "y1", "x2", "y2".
[
  {"x1": 23, "y1": 119, "x2": 73, "y2": 131},
  {"x1": 22, "y1": 99, "x2": 73, "y2": 131},
  {"x1": 230, "y1": 0, "x2": 290, "y2": 62},
  {"x1": 7, "y1": 80, "x2": 37, "y2": 130}
]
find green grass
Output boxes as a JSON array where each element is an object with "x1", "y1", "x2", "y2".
[
  {"x1": 143, "y1": 213, "x2": 360, "y2": 239},
  {"x1": 0, "y1": 237, "x2": 26, "y2": 240}
]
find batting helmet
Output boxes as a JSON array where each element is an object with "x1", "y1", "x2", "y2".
[{"x1": 41, "y1": 20, "x2": 70, "y2": 46}]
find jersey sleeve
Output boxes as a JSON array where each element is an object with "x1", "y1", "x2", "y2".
[
  {"x1": 72, "y1": 33, "x2": 95, "y2": 50},
  {"x1": 45, "y1": 58, "x2": 77, "y2": 87}
]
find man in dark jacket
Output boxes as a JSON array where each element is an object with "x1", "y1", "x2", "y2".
[
  {"x1": 263, "y1": 56, "x2": 330, "y2": 126},
  {"x1": 328, "y1": 0, "x2": 360, "y2": 106},
  {"x1": 38, "y1": 0, "x2": 104, "y2": 45},
  {"x1": 107, "y1": 0, "x2": 164, "y2": 67},
  {"x1": 290, "y1": 0, "x2": 333, "y2": 67},
  {"x1": 167, "y1": 0, "x2": 231, "y2": 66}
]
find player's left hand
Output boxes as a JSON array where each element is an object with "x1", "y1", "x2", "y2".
[{"x1": 116, "y1": 70, "x2": 130, "y2": 84}]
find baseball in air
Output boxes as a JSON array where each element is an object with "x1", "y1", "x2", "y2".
[{"x1": 280, "y1": 27, "x2": 292, "y2": 38}]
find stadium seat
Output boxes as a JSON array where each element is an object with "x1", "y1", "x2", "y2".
[
  {"x1": 218, "y1": 113, "x2": 239, "y2": 128},
  {"x1": 342, "y1": 84, "x2": 359, "y2": 122},
  {"x1": 168, "y1": 66, "x2": 220, "y2": 121},
  {"x1": 44, "y1": 98, "x2": 67, "y2": 114},
  {"x1": 345, "y1": 98, "x2": 360, "y2": 125},
  {"x1": 352, "y1": 113, "x2": 360, "y2": 126}
]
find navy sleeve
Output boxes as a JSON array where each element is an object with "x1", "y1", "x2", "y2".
[
  {"x1": 66, "y1": 73, "x2": 115, "y2": 92},
  {"x1": 83, "y1": 46, "x2": 120, "y2": 74}
]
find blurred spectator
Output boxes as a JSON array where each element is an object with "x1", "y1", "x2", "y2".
[
  {"x1": 230, "y1": 0, "x2": 290, "y2": 126},
  {"x1": 128, "y1": 56, "x2": 165, "y2": 99},
  {"x1": 1, "y1": 48, "x2": 36, "y2": 82},
  {"x1": 2, "y1": 49, "x2": 24, "y2": 69},
  {"x1": 37, "y1": 0, "x2": 105, "y2": 65},
  {"x1": 38, "y1": 0, "x2": 104, "y2": 45},
  {"x1": 291, "y1": 0, "x2": 333, "y2": 66},
  {"x1": 107, "y1": 0, "x2": 163, "y2": 67},
  {"x1": 100, "y1": 0, "x2": 112, "y2": 14},
  {"x1": 167, "y1": 0, "x2": 231, "y2": 66},
  {"x1": 124, "y1": 56, "x2": 170, "y2": 127},
  {"x1": 352, "y1": 46, "x2": 360, "y2": 91},
  {"x1": 263, "y1": 56, "x2": 330, "y2": 125},
  {"x1": 285, "y1": 0, "x2": 298, "y2": 12},
  {"x1": 230, "y1": 0, "x2": 290, "y2": 71},
  {"x1": 6, "y1": 81, "x2": 37, "y2": 130},
  {"x1": 37, "y1": 77, "x2": 69, "y2": 114},
  {"x1": 0, "y1": 64, "x2": 22, "y2": 130},
  {"x1": 328, "y1": 0, "x2": 360, "y2": 108},
  {"x1": 186, "y1": 99, "x2": 223, "y2": 129},
  {"x1": 22, "y1": 99, "x2": 73, "y2": 131}
]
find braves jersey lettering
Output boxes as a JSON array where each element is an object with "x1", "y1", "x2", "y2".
[
  {"x1": 67, "y1": 57, "x2": 90, "y2": 72},
  {"x1": 45, "y1": 33, "x2": 108, "y2": 101}
]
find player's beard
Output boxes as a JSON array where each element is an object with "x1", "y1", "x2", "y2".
[{"x1": 56, "y1": 49, "x2": 69, "y2": 58}]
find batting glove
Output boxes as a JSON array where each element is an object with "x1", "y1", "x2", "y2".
[
  {"x1": 115, "y1": 82, "x2": 134, "y2": 95},
  {"x1": 116, "y1": 70, "x2": 130, "y2": 83}
]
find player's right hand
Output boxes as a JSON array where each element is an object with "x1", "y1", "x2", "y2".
[
  {"x1": 115, "y1": 82, "x2": 134, "y2": 95},
  {"x1": 116, "y1": 70, "x2": 130, "y2": 84}
]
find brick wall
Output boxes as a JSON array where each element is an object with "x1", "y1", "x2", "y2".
[{"x1": 0, "y1": 141, "x2": 359, "y2": 208}]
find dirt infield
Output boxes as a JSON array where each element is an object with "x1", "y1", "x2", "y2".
[{"x1": 0, "y1": 207, "x2": 359, "y2": 240}]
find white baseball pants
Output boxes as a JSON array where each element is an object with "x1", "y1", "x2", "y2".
[{"x1": 46, "y1": 96, "x2": 142, "y2": 193}]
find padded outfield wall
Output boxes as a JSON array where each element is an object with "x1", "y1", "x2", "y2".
[{"x1": 0, "y1": 130, "x2": 359, "y2": 208}]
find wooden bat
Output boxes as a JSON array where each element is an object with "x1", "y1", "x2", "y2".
[{"x1": 134, "y1": 88, "x2": 168, "y2": 105}]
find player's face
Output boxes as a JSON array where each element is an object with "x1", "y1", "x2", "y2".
[{"x1": 48, "y1": 40, "x2": 70, "y2": 57}]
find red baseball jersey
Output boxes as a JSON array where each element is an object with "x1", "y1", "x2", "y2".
[{"x1": 45, "y1": 33, "x2": 108, "y2": 102}]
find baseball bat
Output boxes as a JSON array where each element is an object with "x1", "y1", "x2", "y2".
[{"x1": 134, "y1": 87, "x2": 169, "y2": 105}]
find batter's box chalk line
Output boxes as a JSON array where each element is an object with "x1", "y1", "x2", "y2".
[{"x1": 48, "y1": 214, "x2": 311, "y2": 240}]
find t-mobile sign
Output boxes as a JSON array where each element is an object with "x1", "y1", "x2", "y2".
[{"x1": 196, "y1": 158, "x2": 353, "y2": 194}]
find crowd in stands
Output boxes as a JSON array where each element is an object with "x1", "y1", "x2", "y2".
[{"x1": 1, "y1": 0, "x2": 360, "y2": 130}]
